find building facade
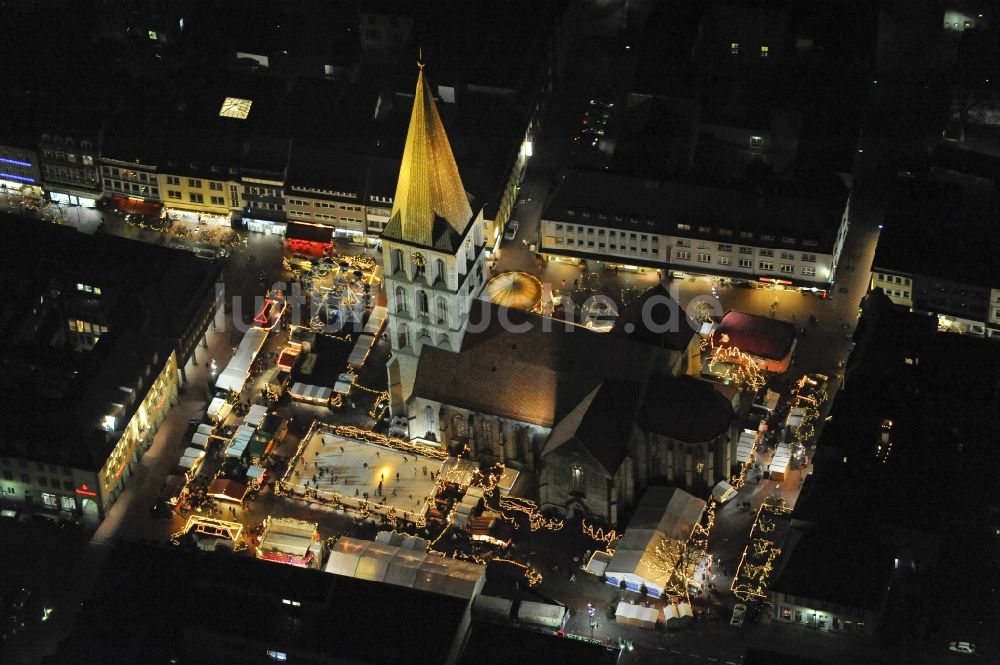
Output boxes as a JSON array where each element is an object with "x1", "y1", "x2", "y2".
[
  {"x1": 0, "y1": 143, "x2": 42, "y2": 195},
  {"x1": 539, "y1": 172, "x2": 849, "y2": 293},
  {"x1": 39, "y1": 130, "x2": 102, "y2": 206}
]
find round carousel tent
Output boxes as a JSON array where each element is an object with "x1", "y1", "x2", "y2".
[{"x1": 484, "y1": 271, "x2": 543, "y2": 312}]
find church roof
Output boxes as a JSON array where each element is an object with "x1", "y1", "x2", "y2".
[
  {"x1": 410, "y1": 301, "x2": 660, "y2": 428},
  {"x1": 543, "y1": 381, "x2": 640, "y2": 474},
  {"x1": 611, "y1": 283, "x2": 696, "y2": 351},
  {"x1": 385, "y1": 62, "x2": 473, "y2": 248},
  {"x1": 640, "y1": 375, "x2": 734, "y2": 443}
]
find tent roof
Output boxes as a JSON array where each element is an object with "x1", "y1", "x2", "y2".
[
  {"x1": 606, "y1": 487, "x2": 705, "y2": 587},
  {"x1": 324, "y1": 537, "x2": 484, "y2": 600}
]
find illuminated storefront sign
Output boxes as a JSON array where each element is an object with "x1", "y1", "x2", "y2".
[{"x1": 75, "y1": 484, "x2": 97, "y2": 497}]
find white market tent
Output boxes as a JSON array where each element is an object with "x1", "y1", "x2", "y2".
[
  {"x1": 737, "y1": 429, "x2": 757, "y2": 463},
  {"x1": 712, "y1": 481, "x2": 737, "y2": 504},
  {"x1": 289, "y1": 383, "x2": 333, "y2": 405},
  {"x1": 615, "y1": 602, "x2": 659, "y2": 629},
  {"x1": 190, "y1": 432, "x2": 210, "y2": 449},
  {"x1": 374, "y1": 531, "x2": 430, "y2": 550},
  {"x1": 207, "y1": 397, "x2": 233, "y2": 422},
  {"x1": 785, "y1": 407, "x2": 806, "y2": 431},
  {"x1": 381, "y1": 547, "x2": 426, "y2": 587},
  {"x1": 215, "y1": 327, "x2": 269, "y2": 393},
  {"x1": 334, "y1": 373, "x2": 355, "y2": 396},
  {"x1": 517, "y1": 601, "x2": 566, "y2": 629},
  {"x1": 604, "y1": 487, "x2": 706, "y2": 597},
  {"x1": 259, "y1": 519, "x2": 318, "y2": 558},
  {"x1": 196, "y1": 424, "x2": 214, "y2": 436},
  {"x1": 472, "y1": 595, "x2": 514, "y2": 622},
  {"x1": 769, "y1": 443, "x2": 793, "y2": 480},
  {"x1": 324, "y1": 536, "x2": 485, "y2": 600},
  {"x1": 246, "y1": 465, "x2": 266, "y2": 481},
  {"x1": 586, "y1": 550, "x2": 612, "y2": 577},
  {"x1": 347, "y1": 333, "x2": 377, "y2": 369},
  {"x1": 363, "y1": 306, "x2": 388, "y2": 336},
  {"x1": 677, "y1": 602, "x2": 694, "y2": 623},
  {"x1": 245, "y1": 404, "x2": 269, "y2": 427}
]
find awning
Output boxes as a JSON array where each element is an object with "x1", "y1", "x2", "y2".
[{"x1": 286, "y1": 221, "x2": 333, "y2": 244}]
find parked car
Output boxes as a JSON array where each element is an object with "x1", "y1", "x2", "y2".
[
  {"x1": 503, "y1": 220, "x2": 520, "y2": 241},
  {"x1": 948, "y1": 642, "x2": 975, "y2": 655},
  {"x1": 730, "y1": 603, "x2": 746, "y2": 627}
]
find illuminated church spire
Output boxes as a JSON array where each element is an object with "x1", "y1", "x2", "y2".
[{"x1": 390, "y1": 58, "x2": 473, "y2": 247}]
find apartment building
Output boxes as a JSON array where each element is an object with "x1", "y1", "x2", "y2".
[
  {"x1": 285, "y1": 147, "x2": 368, "y2": 243},
  {"x1": 0, "y1": 215, "x2": 222, "y2": 520},
  {"x1": 540, "y1": 171, "x2": 849, "y2": 292},
  {"x1": 871, "y1": 168, "x2": 1000, "y2": 337}
]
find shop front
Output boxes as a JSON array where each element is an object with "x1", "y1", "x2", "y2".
[
  {"x1": 245, "y1": 215, "x2": 287, "y2": 235},
  {"x1": 336, "y1": 226, "x2": 367, "y2": 245},
  {"x1": 112, "y1": 195, "x2": 162, "y2": 217},
  {"x1": 163, "y1": 206, "x2": 233, "y2": 228},
  {"x1": 49, "y1": 190, "x2": 97, "y2": 207}
]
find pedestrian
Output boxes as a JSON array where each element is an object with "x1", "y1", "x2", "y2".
[
  {"x1": 355, "y1": 488, "x2": 359, "y2": 497},
  {"x1": 340, "y1": 446, "x2": 345, "y2": 453},
  {"x1": 376, "y1": 451, "x2": 380, "y2": 459},
  {"x1": 403, "y1": 456, "x2": 407, "y2": 463}
]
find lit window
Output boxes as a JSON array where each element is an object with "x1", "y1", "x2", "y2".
[
  {"x1": 731, "y1": 42, "x2": 739, "y2": 54},
  {"x1": 219, "y1": 97, "x2": 253, "y2": 120},
  {"x1": 760, "y1": 45, "x2": 769, "y2": 57},
  {"x1": 571, "y1": 465, "x2": 585, "y2": 495},
  {"x1": 266, "y1": 651, "x2": 287, "y2": 662},
  {"x1": 148, "y1": 30, "x2": 157, "y2": 41}
]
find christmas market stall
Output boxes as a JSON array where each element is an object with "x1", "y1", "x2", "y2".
[
  {"x1": 256, "y1": 517, "x2": 321, "y2": 568},
  {"x1": 206, "y1": 478, "x2": 248, "y2": 505}
]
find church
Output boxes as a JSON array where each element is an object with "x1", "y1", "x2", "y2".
[{"x1": 380, "y1": 63, "x2": 740, "y2": 526}]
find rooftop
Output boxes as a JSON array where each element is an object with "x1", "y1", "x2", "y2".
[
  {"x1": 793, "y1": 290, "x2": 1000, "y2": 535},
  {"x1": 0, "y1": 213, "x2": 222, "y2": 470},
  {"x1": 714, "y1": 310, "x2": 797, "y2": 361},
  {"x1": 412, "y1": 300, "x2": 662, "y2": 428},
  {"x1": 771, "y1": 527, "x2": 894, "y2": 610},
  {"x1": 543, "y1": 171, "x2": 846, "y2": 252},
  {"x1": 874, "y1": 168, "x2": 1000, "y2": 287},
  {"x1": 47, "y1": 539, "x2": 468, "y2": 664},
  {"x1": 640, "y1": 375, "x2": 734, "y2": 443}
]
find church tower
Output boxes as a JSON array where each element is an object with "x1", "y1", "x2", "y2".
[{"x1": 382, "y1": 61, "x2": 487, "y2": 417}]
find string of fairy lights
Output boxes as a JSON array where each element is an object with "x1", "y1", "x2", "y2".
[
  {"x1": 730, "y1": 501, "x2": 790, "y2": 601},
  {"x1": 700, "y1": 332, "x2": 768, "y2": 392},
  {"x1": 499, "y1": 496, "x2": 565, "y2": 532}
]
